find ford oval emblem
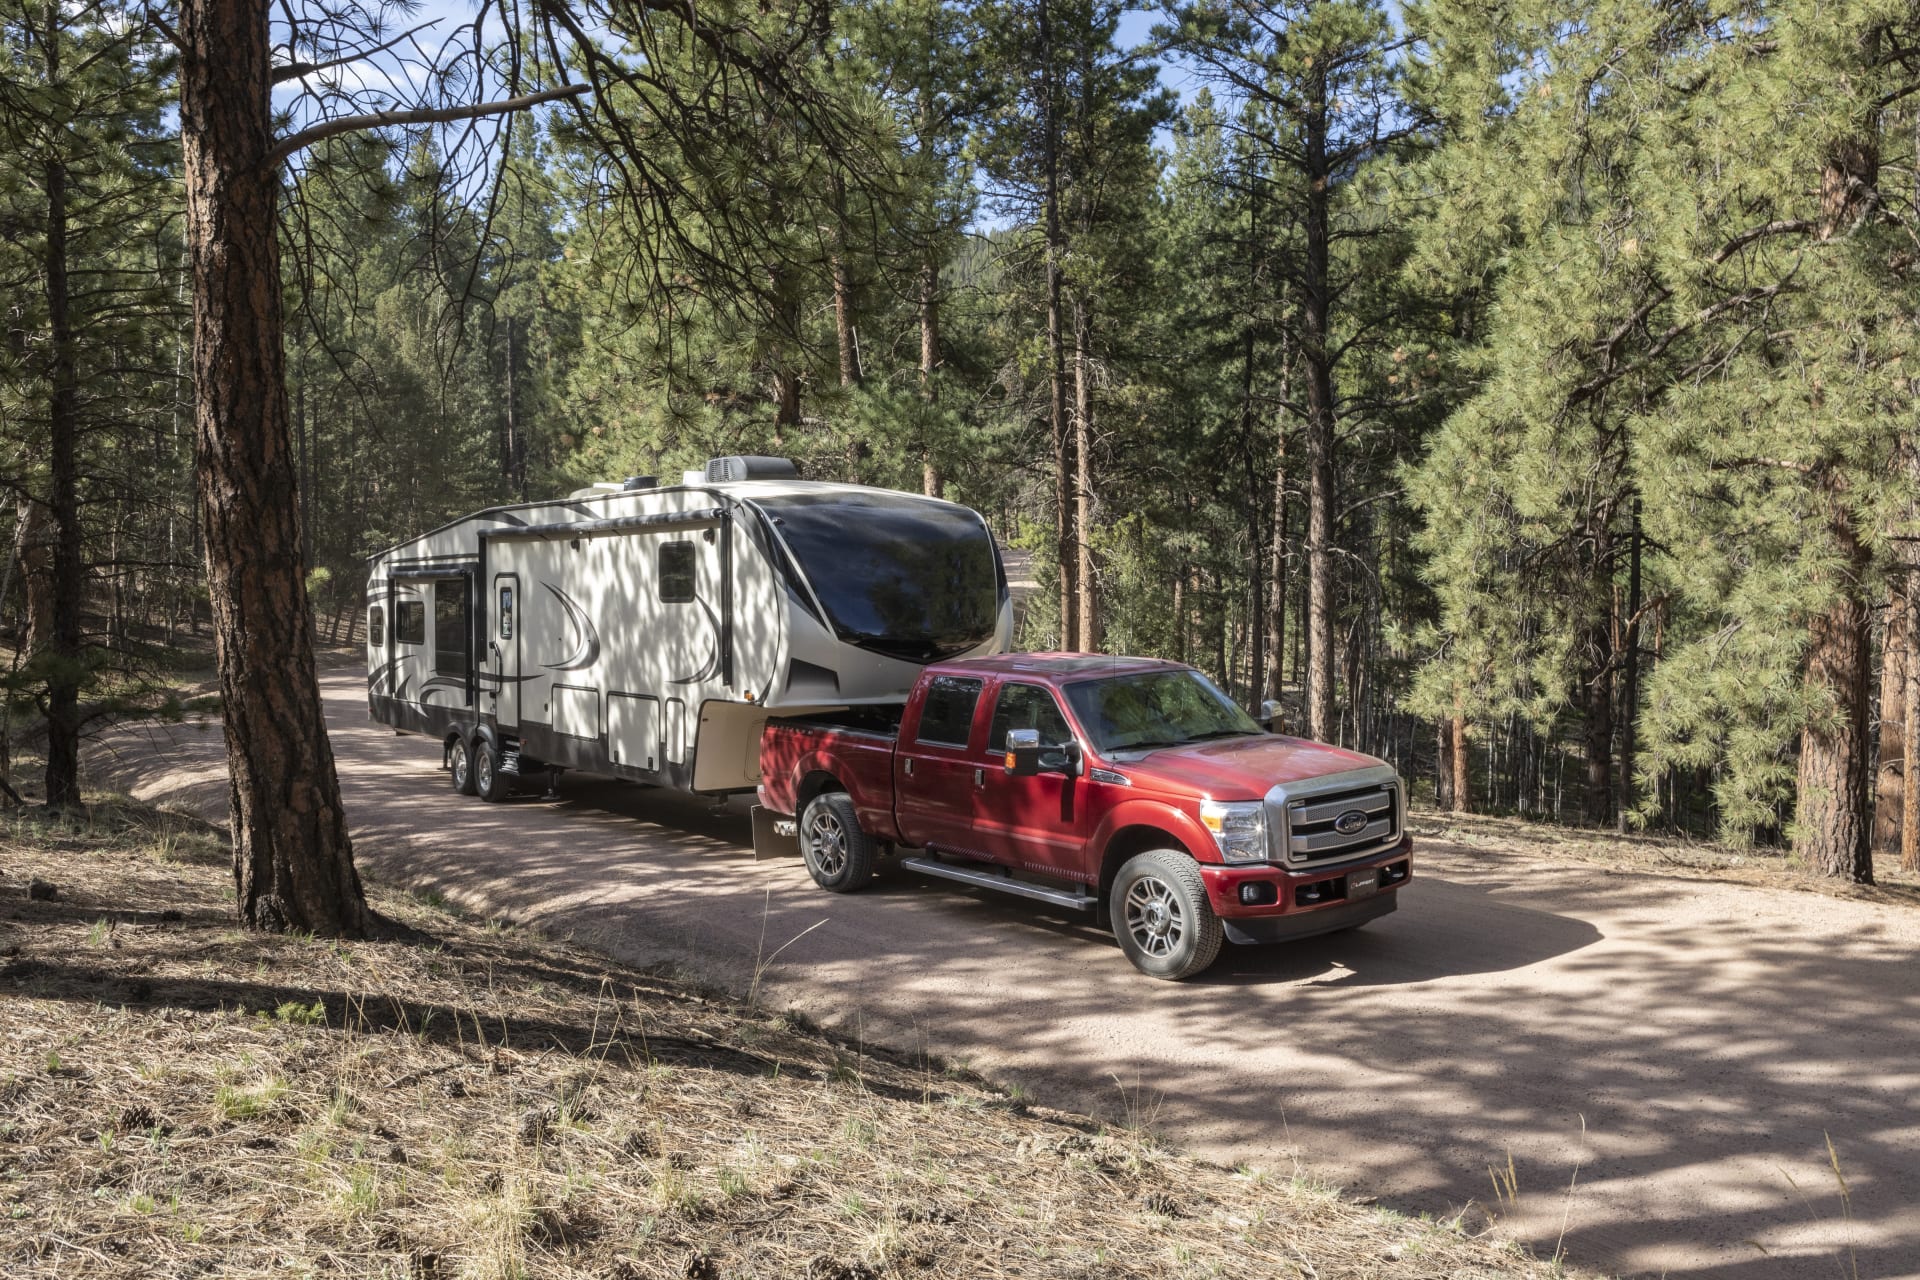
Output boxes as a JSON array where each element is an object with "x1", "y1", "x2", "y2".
[{"x1": 1333, "y1": 809, "x2": 1370, "y2": 836}]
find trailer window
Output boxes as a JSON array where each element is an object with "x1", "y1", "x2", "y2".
[
  {"x1": 498, "y1": 586, "x2": 513, "y2": 639},
  {"x1": 659, "y1": 542, "x2": 696, "y2": 604},
  {"x1": 368, "y1": 605, "x2": 385, "y2": 648},
  {"x1": 915, "y1": 675, "x2": 983, "y2": 747},
  {"x1": 434, "y1": 583, "x2": 468, "y2": 676},
  {"x1": 754, "y1": 493, "x2": 999, "y2": 663},
  {"x1": 394, "y1": 600, "x2": 425, "y2": 646}
]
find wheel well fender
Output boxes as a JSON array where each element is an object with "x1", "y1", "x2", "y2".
[
  {"x1": 1098, "y1": 823, "x2": 1202, "y2": 906},
  {"x1": 795, "y1": 769, "x2": 844, "y2": 814}
]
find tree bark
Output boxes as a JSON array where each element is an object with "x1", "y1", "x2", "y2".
[
  {"x1": 40, "y1": 38, "x2": 85, "y2": 811},
  {"x1": 1450, "y1": 714, "x2": 1471, "y2": 814},
  {"x1": 1301, "y1": 66, "x2": 1336, "y2": 743},
  {"x1": 1793, "y1": 492, "x2": 1874, "y2": 883},
  {"x1": 16, "y1": 497, "x2": 54, "y2": 658},
  {"x1": 1873, "y1": 578, "x2": 1908, "y2": 854},
  {"x1": 180, "y1": 0, "x2": 368, "y2": 934},
  {"x1": 1072, "y1": 295, "x2": 1098, "y2": 652}
]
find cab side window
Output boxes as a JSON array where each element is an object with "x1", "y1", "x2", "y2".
[
  {"x1": 915, "y1": 676, "x2": 983, "y2": 747},
  {"x1": 989, "y1": 683, "x2": 1073, "y2": 751}
]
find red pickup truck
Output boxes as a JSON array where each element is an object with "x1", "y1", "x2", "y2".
[{"x1": 754, "y1": 654, "x2": 1411, "y2": 979}]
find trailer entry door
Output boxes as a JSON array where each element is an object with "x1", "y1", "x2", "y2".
[{"x1": 491, "y1": 573, "x2": 521, "y2": 729}]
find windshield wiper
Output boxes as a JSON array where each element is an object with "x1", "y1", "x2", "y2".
[{"x1": 1184, "y1": 729, "x2": 1255, "y2": 742}]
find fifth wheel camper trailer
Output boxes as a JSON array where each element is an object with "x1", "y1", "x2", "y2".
[{"x1": 364, "y1": 455, "x2": 1013, "y2": 800}]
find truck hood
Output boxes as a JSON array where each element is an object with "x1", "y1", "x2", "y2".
[{"x1": 1109, "y1": 735, "x2": 1386, "y2": 800}]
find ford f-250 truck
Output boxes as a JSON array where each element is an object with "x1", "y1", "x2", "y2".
[{"x1": 753, "y1": 653, "x2": 1411, "y2": 979}]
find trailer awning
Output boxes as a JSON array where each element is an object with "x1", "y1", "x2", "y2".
[{"x1": 479, "y1": 507, "x2": 728, "y2": 543}]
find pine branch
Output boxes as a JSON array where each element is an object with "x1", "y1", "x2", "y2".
[
  {"x1": 270, "y1": 20, "x2": 444, "y2": 85},
  {"x1": 265, "y1": 85, "x2": 590, "y2": 167}
]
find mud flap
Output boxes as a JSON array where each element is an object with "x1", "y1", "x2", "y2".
[{"x1": 751, "y1": 805, "x2": 800, "y2": 861}]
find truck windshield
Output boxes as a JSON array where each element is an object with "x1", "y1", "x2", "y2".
[
  {"x1": 1064, "y1": 669, "x2": 1261, "y2": 754},
  {"x1": 755, "y1": 492, "x2": 1001, "y2": 663}
]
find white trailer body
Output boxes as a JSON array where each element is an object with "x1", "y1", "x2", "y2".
[{"x1": 364, "y1": 460, "x2": 1012, "y2": 795}]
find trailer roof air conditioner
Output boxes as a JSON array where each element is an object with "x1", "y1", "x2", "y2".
[{"x1": 705, "y1": 455, "x2": 798, "y2": 483}]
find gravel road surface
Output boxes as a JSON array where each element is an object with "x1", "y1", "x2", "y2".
[{"x1": 94, "y1": 669, "x2": 1920, "y2": 1278}]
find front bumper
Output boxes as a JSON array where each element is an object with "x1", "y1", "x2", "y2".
[{"x1": 1197, "y1": 836, "x2": 1412, "y2": 943}]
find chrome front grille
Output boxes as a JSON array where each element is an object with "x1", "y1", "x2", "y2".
[{"x1": 1266, "y1": 767, "x2": 1402, "y2": 866}]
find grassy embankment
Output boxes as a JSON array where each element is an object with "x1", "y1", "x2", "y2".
[{"x1": 0, "y1": 798, "x2": 1584, "y2": 1279}]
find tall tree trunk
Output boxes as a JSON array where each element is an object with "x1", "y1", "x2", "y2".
[
  {"x1": 1873, "y1": 578, "x2": 1908, "y2": 854},
  {"x1": 1450, "y1": 713, "x2": 1471, "y2": 814},
  {"x1": 1265, "y1": 431, "x2": 1287, "y2": 709},
  {"x1": 1038, "y1": 0, "x2": 1075, "y2": 650},
  {"x1": 919, "y1": 254, "x2": 942, "y2": 498},
  {"x1": 1904, "y1": 567, "x2": 1919, "y2": 874},
  {"x1": 17, "y1": 497, "x2": 54, "y2": 657},
  {"x1": 1617, "y1": 497, "x2": 1643, "y2": 832},
  {"x1": 1435, "y1": 719, "x2": 1453, "y2": 810},
  {"x1": 1793, "y1": 491, "x2": 1874, "y2": 882},
  {"x1": 830, "y1": 173, "x2": 859, "y2": 390},
  {"x1": 41, "y1": 45, "x2": 84, "y2": 812},
  {"x1": 1072, "y1": 296, "x2": 1098, "y2": 652},
  {"x1": 180, "y1": 0, "x2": 368, "y2": 934},
  {"x1": 1301, "y1": 70, "x2": 1336, "y2": 743}
]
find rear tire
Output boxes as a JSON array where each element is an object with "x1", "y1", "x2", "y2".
[
  {"x1": 799, "y1": 792, "x2": 876, "y2": 892},
  {"x1": 474, "y1": 738, "x2": 511, "y2": 803},
  {"x1": 449, "y1": 737, "x2": 477, "y2": 796},
  {"x1": 1109, "y1": 850, "x2": 1223, "y2": 980}
]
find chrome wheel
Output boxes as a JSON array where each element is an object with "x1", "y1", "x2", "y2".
[
  {"x1": 475, "y1": 747, "x2": 494, "y2": 795},
  {"x1": 1124, "y1": 875, "x2": 1185, "y2": 959},
  {"x1": 450, "y1": 739, "x2": 476, "y2": 795},
  {"x1": 805, "y1": 807, "x2": 849, "y2": 879}
]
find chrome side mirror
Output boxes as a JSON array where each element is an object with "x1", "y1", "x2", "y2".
[
  {"x1": 1260, "y1": 699, "x2": 1283, "y2": 732},
  {"x1": 1004, "y1": 728, "x2": 1044, "y2": 777}
]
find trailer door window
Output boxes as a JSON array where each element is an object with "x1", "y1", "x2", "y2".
[
  {"x1": 659, "y1": 542, "x2": 696, "y2": 603},
  {"x1": 434, "y1": 582, "x2": 468, "y2": 676},
  {"x1": 368, "y1": 605, "x2": 384, "y2": 648},
  {"x1": 394, "y1": 599, "x2": 425, "y2": 646},
  {"x1": 915, "y1": 676, "x2": 983, "y2": 747},
  {"x1": 498, "y1": 586, "x2": 513, "y2": 639}
]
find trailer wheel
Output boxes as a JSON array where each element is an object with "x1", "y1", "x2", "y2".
[
  {"x1": 473, "y1": 737, "x2": 512, "y2": 803},
  {"x1": 799, "y1": 792, "x2": 876, "y2": 892},
  {"x1": 449, "y1": 737, "x2": 478, "y2": 796},
  {"x1": 1109, "y1": 850, "x2": 1223, "y2": 981}
]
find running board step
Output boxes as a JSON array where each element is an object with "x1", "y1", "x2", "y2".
[{"x1": 899, "y1": 857, "x2": 1097, "y2": 911}]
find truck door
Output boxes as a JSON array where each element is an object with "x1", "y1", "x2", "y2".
[
  {"x1": 489, "y1": 573, "x2": 521, "y2": 730},
  {"x1": 893, "y1": 674, "x2": 987, "y2": 855},
  {"x1": 974, "y1": 682, "x2": 1087, "y2": 881}
]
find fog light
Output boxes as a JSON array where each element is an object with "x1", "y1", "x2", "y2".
[{"x1": 1238, "y1": 881, "x2": 1277, "y2": 906}]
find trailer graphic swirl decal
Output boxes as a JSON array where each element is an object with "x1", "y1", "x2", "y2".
[{"x1": 541, "y1": 583, "x2": 601, "y2": 671}]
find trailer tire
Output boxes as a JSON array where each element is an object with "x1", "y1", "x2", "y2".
[
  {"x1": 799, "y1": 792, "x2": 876, "y2": 892},
  {"x1": 473, "y1": 737, "x2": 512, "y2": 803},
  {"x1": 449, "y1": 737, "x2": 478, "y2": 796},
  {"x1": 1109, "y1": 850, "x2": 1223, "y2": 981}
]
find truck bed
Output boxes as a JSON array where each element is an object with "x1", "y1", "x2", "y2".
[{"x1": 758, "y1": 711, "x2": 905, "y2": 842}]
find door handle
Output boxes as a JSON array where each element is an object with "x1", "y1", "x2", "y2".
[
  {"x1": 973, "y1": 767, "x2": 984, "y2": 786},
  {"x1": 904, "y1": 759, "x2": 914, "y2": 777}
]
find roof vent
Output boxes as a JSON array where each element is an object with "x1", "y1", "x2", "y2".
[
  {"x1": 621, "y1": 475, "x2": 658, "y2": 490},
  {"x1": 705, "y1": 455, "x2": 799, "y2": 483}
]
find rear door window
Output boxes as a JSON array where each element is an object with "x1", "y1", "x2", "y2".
[{"x1": 915, "y1": 675, "x2": 983, "y2": 747}]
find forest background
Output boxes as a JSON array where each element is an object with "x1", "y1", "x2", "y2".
[{"x1": 4, "y1": 0, "x2": 1918, "y2": 892}]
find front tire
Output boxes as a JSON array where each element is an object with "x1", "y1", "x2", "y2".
[
  {"x1": 1109, "y1": 850, "x2": 1223, "y2": 980},
  {"x1": 449, "y1": 737, "x2": 478, "y2": 796},
  {"x1": 473, "y1": 738, "x2": 512, "y2": 803},
  {"x1": 799, "y1": 792, "x2": 876, "y2": 892}
]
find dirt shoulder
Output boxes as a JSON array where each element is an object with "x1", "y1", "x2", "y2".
[
  {"x1": 0, "y1": 801, "x2": 1568, "y2": 1280},
  {"x1": 1407, "y1": 809, "x2": 1920, "y2": 908}
]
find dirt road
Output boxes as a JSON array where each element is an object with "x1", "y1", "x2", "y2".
[{"x1": 97, "y1": 670, "x2": 1920, "y2": 1279}]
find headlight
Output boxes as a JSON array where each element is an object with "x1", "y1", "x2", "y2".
[{"x1": 1200, "y1": 799, "x2": 1267, "y2": 863}]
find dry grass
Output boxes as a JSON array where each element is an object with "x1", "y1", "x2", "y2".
[
  {"x1": 1409, "y1": 808, "x2": 1920, "y2": 907},
  {"x1": 1, "y1": 801, "x2": 1573, "y2": 1279}
]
